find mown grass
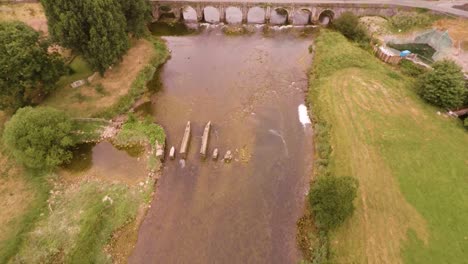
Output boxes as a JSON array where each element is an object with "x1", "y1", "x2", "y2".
[{"x1": 306, "y1": 31, "x2": 468, "y2": 263}]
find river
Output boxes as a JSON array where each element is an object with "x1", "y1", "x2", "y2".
[{"x1": 129, "y1": 25, "x2": 314, "y2": 264}]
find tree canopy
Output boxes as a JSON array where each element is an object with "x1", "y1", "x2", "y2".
[
  {"x1": 332, "y1": 12, "x2": 369, "y2": 44},
  {"x1": 418, "y1": 59, "x2": 466, "y2": 109},
  {"x1": 41, "y1": 0, "x2": 151, "y2": 74},
  {"x1": 309, "y1": 176, "x2": 358, "y2": 231},
  {"x1": 0, "y1": 21, "x2": 64, "y2": 111},
  {"x1": 3, "y1": 107, "x2": 75, "y2": 170}
]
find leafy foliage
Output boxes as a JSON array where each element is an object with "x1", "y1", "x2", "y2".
[
  {"x1": 119, "y1": 0, "x2": 152, "y2": 37},
  {"x1": 418, "y1": 60, "x2": 466, "y2": 108},
  {"x1": 309, "y1": 176, "x2": 358, "y2": 231},
  {"x1": 41, "y1": 0, "x2": 130, "y2": 74},
  {"x1": 114, "y1": 114, "x2": 165, "y2": 147},
  {"x1": 332, "y1": 12, "x2": 369, "y2": 45},
  {"x1": 399, "y1": 59, "x2": 429, "y2": 77},
  {"x1": 3, "y1": 107, "x2": 75, "y2": 169},
  {"x1": 389, "y1": 12, "x2": 440, "y2": 33},
  {"x1": 0, "y1": 21, "x2": 64, "y2": 111}
]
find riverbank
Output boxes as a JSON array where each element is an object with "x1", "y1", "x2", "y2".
[
  {"x1": 301, "y1": 30, "x2": 468, "y2": 263},
  {"x1": 0, "y1": 31, "x2": 170, "y2": 262}
]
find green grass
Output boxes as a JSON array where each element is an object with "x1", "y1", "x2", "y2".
[
  {"x1": 0, "y1": 174, "x2": 50, "y2": 263},
  {"x1": 13, "y1": 181, "x2": 152, "y2": 263},
  {"x1": 388, "y1": 12, "x2": 443, "y2": 33},
  {"x1": 95, "y1": 37, "x2": 169, "y2": 119},
  {"x1": 306, "y1": 31, "x2": 468, "y2": 263},
  {"x1": 113, "y1": 115, "x2": 165, "y2": 147},
  {"x1": 56, "y1": 56, "x2": 93, "y2": 89}
]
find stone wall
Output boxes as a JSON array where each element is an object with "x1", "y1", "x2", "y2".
[{"x1": 150, "y1": 1, "x2": 399, "y2": 25}]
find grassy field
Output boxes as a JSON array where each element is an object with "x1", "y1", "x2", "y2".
[
  {"x1": 307, "y1": 31, "x2": 468, "y2": 263},
  {"x1": 0, "y1": 35, "x2": 169, "y2": 262}
]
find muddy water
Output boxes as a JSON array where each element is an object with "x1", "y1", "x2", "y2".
[{"x1": 130, "y1": 28, "x2": 314, "y2": 264}]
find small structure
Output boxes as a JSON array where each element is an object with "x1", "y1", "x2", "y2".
[
  {"x1": 373, "y1": 45, "x2": 402, "y2": 65},
  {"x1": 70, "y1": 79, "x2": 86, "y2": 88},
  {"x1": 212, "y1": 148, "x2": 219, "y2": 161},
  {"x1": 200, "y1": 121, "x2": 211, "y2": 159},
  {"x1": 224, "y1": 150, "x2": 233, "y2": 163},
  {"x1": 169, "y1": 146, "x2": 176, "y2": 160},
  {"x1": 179, "y1": 121, "x2": 191, "y2": 159}
]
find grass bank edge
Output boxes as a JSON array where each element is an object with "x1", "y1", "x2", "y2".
[{"x1": 95, "y1": 37, "x2": 170, "y2": 119}]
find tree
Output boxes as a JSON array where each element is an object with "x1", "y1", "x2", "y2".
[
  {"x1": 119, "y1": 0, "x2": 152, "y2": 37},
  {"x1": 418, "y1": 60, "x2": 466, "y2": 109},
  {"x1": 41, "y1": 0, "x2": 130, "y2": 74},
  {"x1": 309, "y1": 176, "x2": 358, "y2": 231},
  {"x1": 3, "y1": 107, "x2": 75, "y2": 170},
  {"x1": 0, "y1": 21, "x2": 64, "y2": 111},
  {"x1": 332, "y1": 12, "x2": 369, "y2": 44}
]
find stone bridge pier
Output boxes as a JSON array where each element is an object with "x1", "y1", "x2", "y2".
[{"x1": 150, "y1": 1, "x2": 399, "y2": 25}]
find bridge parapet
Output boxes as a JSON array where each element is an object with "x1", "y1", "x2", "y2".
[{"x1": 150, "y1": 1, "x2": 399, "y2": 25}]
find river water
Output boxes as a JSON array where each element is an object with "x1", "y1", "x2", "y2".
[{"x1": 130, "y1": 26, "x2": 314, "y2": 264}]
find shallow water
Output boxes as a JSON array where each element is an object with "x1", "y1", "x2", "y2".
[
  {"x1": 130, "y1": 28, "x2": 314, "y2": 263},
  {"x1": 65, "y1": 142, "x2": 147, "y2": 182}
]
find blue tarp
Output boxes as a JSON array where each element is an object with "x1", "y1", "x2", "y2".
[{"x1": 400, "y1": 50, "x2": 411, "y2": 57}]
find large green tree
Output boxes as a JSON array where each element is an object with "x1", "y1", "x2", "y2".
[
  {"x1": 0, "y1": 21, "x2": 64, "y2": 111},
  {"x1": 119, "y1": 0, "x2": 152, "y2": 37},
  {"x1": 309, "y1": 176, "x2": 358, "y2": 231},
  {"x1": 41, "y1": 0, "x2": 152, "y2": 74},
  {"x1": 3, "y1": 107, "x2": 75, "y2": 170},
  {"x1": 41, "y1": 0, "x2": 129, "y2": 74},
  {"x1": 418, "y1": 60, "x2": 466, "y2": 109}
]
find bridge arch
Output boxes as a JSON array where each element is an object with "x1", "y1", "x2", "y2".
[
  {"x1": 247, "y1": 6, "x2": 265, "y2": 24},
  {"x1": 292, "y1": 8, "x2": 311, "y2": 25},
  {"x1": 225, "y1": 6, "x2": 242, "y2": 24},
  {"x1": 203, "y1": 6, "x2": 220, "y2": 23},
  {"x1": 270, "y1": 7, "x2": 288, "y2": 25},
  {"x1": 182, "y1": 6, "x2": 197, "y2": 22},
  {"x1": 318, "y1": 10, "x2": 335, "y2": 25},
  {"x1": 158, "y1": 5, "x2": 177, "y2": 19}
]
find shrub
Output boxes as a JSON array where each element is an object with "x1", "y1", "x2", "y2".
[
  {"x1": 418, "y1": 60, "x2": 466, "y2": 109},
  {"x1": 399, "y1": 59, "x2": 428, "y2": 77},
  {"x1": 332, "y1": 12, "x2": 370, "y2": 45},
  {"x1": 309, "y1": 176, "x2": 358, "y2": 231},
  {"x1": 3, "y1": 107, "x2": 75, "y2": 170},
  {"x1": 389, "y1": 12, "x2": 438, "y2": 33}
]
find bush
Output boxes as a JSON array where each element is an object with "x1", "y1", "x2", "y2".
[
  {"x1": 309, "y1": 176, "x2": 358, "y2": 231},
  {"x1": 3, "y1": 107, "x2": 75, "y2": 169},
  {"x1": 389, "y1": 12, "x2": 438, "y2": 33},
  {"x1": 399, "y1": 59, "x2": 429, "y2": 77},
  {"x1": 332, "y1": 12, "x2": 370, "y2": 45},
  {"x1": 418, "y1": 60, "x2": 466, "y2": 109}
]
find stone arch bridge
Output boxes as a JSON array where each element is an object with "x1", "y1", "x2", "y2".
[{"x1": 150, "y1": 1, "x2": 400, "y2": 25}]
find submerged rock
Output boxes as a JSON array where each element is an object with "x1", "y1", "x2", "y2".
[{"x1": 224, "y1": 150, "x2": 233, "y2": 163}]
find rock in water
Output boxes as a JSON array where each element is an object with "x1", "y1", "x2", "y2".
[
  {"x1": 212, "y1": 148, "x2": 219, "y2": 161},
  {"x1": 224, "y1": 150, "x2": 233, "y2": 163},
  {"x1": 156, "y1": 143, "x2": 165, "y2": 161},
  {"x1": 169, "y1": 146, "x2": 176, "y2": 160}
]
